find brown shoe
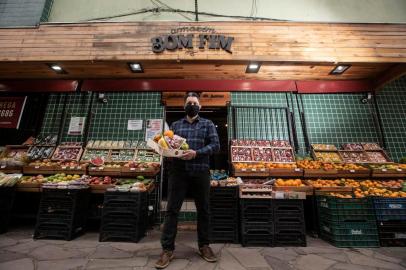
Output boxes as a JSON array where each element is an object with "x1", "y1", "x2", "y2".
[
  {"x1": 198, "y1": 245, "x2": 217, "y2": 262},
  {"x1": 155, "y1": 250, "x2": 174, "y2": 269}
]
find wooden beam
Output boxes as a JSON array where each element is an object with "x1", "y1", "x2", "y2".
[
  {"x1": 0, "y1": 80, "x2": 78, "y2": 93},
  {"x1": 296, "y1": 80, "x2": 372, "y2": 94},
  {"x1": 373, "y1": 64, "x2": 406, "y2": 91}
]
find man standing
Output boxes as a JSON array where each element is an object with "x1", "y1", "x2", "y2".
[{"x1": 155, "y1": 92, "x2": 220, "y2": 269}]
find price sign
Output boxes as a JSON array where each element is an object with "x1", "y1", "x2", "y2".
[{"x1": 0, "y1": 97, "x2": 27, "y2": 129}]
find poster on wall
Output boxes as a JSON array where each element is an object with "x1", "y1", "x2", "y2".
[
  {"x1": 127, "y1": 119, "x2": 143, "y2": 131},
  {"x1": 68, "y1": 117, "x2": 86, "y2": 135},
  {"x1": 0, "y1": 96, "x2": 27, "y2": 129},
  {"x1": 145, "y1": 119, "x2": 163, "y2": 141}
]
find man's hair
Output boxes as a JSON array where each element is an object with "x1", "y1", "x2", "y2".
[{"x1": 184, "y1": 92, "x2": 200, "y2": 102}]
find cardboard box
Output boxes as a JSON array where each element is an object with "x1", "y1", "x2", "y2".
[{"x1": 147, "y1": 139, "x2": 185, "y2": 158}]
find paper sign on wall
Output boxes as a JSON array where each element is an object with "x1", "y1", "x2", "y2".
[
  {"x1": 145, "y1": 119, "x2": 163, "y2": 141},
  {"x1": 127, "y1": 120, "x2": 143, "y2": 131},
  {"x1": 68, "y1": 117, "x2": 85, "y2": 135}
]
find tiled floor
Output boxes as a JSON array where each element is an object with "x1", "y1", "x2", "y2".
[{"x1": 0, "y1": 226, "x2": 406, "y2": 270}]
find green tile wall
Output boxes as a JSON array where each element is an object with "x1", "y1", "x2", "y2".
[
  {"x1": 41, "y1": 92, "x2": 164, "y2": 143},
  {"x1": 376, "y1": 76, "x2": 406, "y2": 161}
]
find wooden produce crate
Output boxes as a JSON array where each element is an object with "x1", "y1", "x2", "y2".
[
  {"x1": 51, "y1": 147, "x2": 83, "y2": 162},
  {"x1": 273, "y1": 185, "x2": 313, "y2": 196},
  {"x1": 22, "y1": 165, "x2": 56, "y2": 175},
  {"x1": 268, "y1": 168, "x2": 303, "y2": 177},
  {"x1": 88, "y1": 166, "x2": 122, "y2": 176},
  {"x1": 304, "y1": 169, "x2": 338, "y2": 178},
  {"x1": 15, "y1": 182, "x2": 41, "y2": 192},
  {"x1": 54, "y1": 164, "x2": 88, "y2": 175},
  {"x1": 121, "y1": 165, "x2": 160, "y2": 177},
  {"x1": 232, "y1": 165, "x2": 268, "y2": 177},
  {"x1": 89, "y1": 184, "x2": 115, "y2": 194},
  {"x1": 239, "y1": 184, "x2": 273, "y2": 199},
  {"x1": 336, "y1": 169, "x2": 371, "y2": 178},
  {"x1": 0, "y1": 165, "x2": 22, "y2": 173},
  {"x1": 371, "y1": 168, "x2": 406, "y2": 178}
]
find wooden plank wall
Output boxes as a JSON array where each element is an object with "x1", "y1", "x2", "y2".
[{"x1": 0, "y1": 22, "x2": 405, "y2": 63}]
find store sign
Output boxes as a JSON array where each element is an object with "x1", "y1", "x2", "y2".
[
  {"x1": 127, "y1": 120, "x2": 143, "y2": 131},
  {"x1": 151, "y1": 27, "x2": 234, "y2": 54},
  {"x1": 162, "y1": 92, "x2": 230, "y2": 107},
  {"x1": 68, "y1": 117, "x2": 86, "y2": 135},
  {"x1": 0, "y1": 96, "x2": 27, "y2": 129},
  {"x1": 145, "y1": 119, "x2": 163, "y2": 141}
]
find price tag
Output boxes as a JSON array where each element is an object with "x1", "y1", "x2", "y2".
[
  {"x1": 76, "y1": 166, "x2": 82, "y2": 170},
  {"x1": 241, "y1": 168, "x2": 247, "y2": 172},
  {"x1": 35, "y1": 166, "x2": 40, "y2": 169},
  {"x1": 61, "y1": 166, "x2": 67, "y2": 169},
  {"x1": 252, "y1": 168, "x2": 257, "y2": 172},
  {"x1": 140, "y1": 168, "x2": 146, "y2": 171},
  {"x1": 70, "y1": 166, "x2": 75, "y2": 169},
  {"x1": 99, "y1": 167, "x2": 104, "y2": 170},
  {"x1": 0, "y1": 165, "x2": 5, "y2": 169},
  {"x1": 275, "y1": 191, "x2": 284, "y2": 199},
  {"x1": 382, "y1": 169, "x2": 387, "y2": 172},
  {"x1": 260, "y1": 168, "x2": 266, "y2": 172},
  {"x1": 350, "y1": 170, "x2": 355, "y2": 173},
  {"x1": 397, "y1": 169, "x2": 402, "y2": 172},
  {"x1": 130, "y1": 168, "x2": 136, "y2": 171},
  {"x1": 294, "y1": 168, "x2": 301, "y2": 172}
]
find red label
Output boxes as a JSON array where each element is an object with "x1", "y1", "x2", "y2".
[{"x1": 0, "y1": 97, "x2": 27, "y2": 129}]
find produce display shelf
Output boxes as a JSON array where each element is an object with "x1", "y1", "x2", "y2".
[
  {"x1": 336, "y1": 169, "x2": 371, "y2": 178},
  {"x1": 371, "y1": 169, "x2": 406, "y2": 178},
  {"x1": 0, "y1": 165, "x2": 23, "y2": 174},
  {"x1": 23, "y1": 165, "x2": 56, "y2": 175},
  {"x1": 269, "y1": 168, "x2": 303, "y2": 177},
  {"x1": 15, "y1": 183, "x2": 42, "y2": 193},
  {"x1": 304, "y1": 169, "x2": 338, "y2": 178},
  {"x1": 273, "y1": 186, "x2": 313, "y2": 196},
  {"x1": 88, "y1": 167, "x2": 122, "y2": 177}
]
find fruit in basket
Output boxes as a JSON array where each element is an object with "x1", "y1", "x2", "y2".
[
  {"x1": 153, "y1": 133, "x2": 162, "y2": 143},
  {"x1": 354, "y1": 187, "x2": 406, "y2": 198},
  {"x1": 314, "y1": 152, "x2": 342, "y2": 163},
  {"x1": 180, "y1": 142, "x2": 189, "y2": 150},
  {"x1": 158, "y1": 137, "x2": 169, "y2": 149},
  {"x1": 360, "y1": 179, "x2": 403, "y2": 189},
  {"x1": 164, "y1": 130, "x2": 174, "y2": 139},
  {"x1": 267, "y1": 163, "x2": 297, "y2": 169},
  {"x1": 91, "y1": 156, "x2": 104, "y2": 166},
  {"x1": 307, "y1": 179, "x2": 360, "y2": 188},
  {"x1": 328, "y1": 192, "x2": 353, "y2": 198},
  {"x1": 275, "y1": 178, "x2": 304, "y2": 187}
]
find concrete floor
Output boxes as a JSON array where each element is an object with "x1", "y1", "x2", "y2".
[{"x1": 0, "y1": 227, "x2": 406, "y2": 270}]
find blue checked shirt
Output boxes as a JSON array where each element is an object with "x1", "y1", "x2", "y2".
[{"x1": 170, "y1": 116, "x2": 220, "y2": 172}]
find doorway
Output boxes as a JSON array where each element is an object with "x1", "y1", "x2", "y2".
[{"x1": 161, "y1": 106, "x2": 229, "y2": 199}]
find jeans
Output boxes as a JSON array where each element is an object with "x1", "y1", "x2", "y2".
[{"x1": 161, "y1": 169, "x2": 210, "y2": 251}]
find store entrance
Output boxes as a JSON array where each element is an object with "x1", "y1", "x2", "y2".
[{"x1": 162, "y1": 106, "x2": 228, "y2": 199}]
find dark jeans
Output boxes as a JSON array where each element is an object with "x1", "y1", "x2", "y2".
[{"x1": 161, "y1": 169, "x2": 210, "y2": 251}]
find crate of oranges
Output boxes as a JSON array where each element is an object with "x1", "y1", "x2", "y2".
[
  {"x1": 267, "y1": 163, "x2": 303, "y2": 177},
  {"x1": 297, "y1": 160, "x2": 338, "y2": 178},
  {"x1": 232, "y1": 162, "x2": 268, "y2": 177},
  {"x1": 273, "y1": 178, "x2": 313, "y2": 195}
]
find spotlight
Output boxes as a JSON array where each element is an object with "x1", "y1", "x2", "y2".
[
  {"x1": 47, "y1": 64, "x2": 67, "y2": 74},
  {"x1": 246, "y1": 62, "x2": 261, "y2": 73},
  {"x1": 128, "y1": 62, "x2": 144, "y2": 73},
  {"x1": 330, "y1": 65, "x2": 351, "y2": 75}
]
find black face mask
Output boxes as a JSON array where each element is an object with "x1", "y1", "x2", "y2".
[{"x1": 185, "y1": 104, "x2": 200, "y2": 117}]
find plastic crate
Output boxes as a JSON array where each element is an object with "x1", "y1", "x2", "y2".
[
  {"x1": 373, "y1": 198, "x2": 406, "y2": 221},
  {"x1": 377, "y1": 221, "x2": 406, "y2": 247},
  {"x1": 0, "y1": 187, "x2": 16, "y2": 234},
  {"x1": 241, "y1": 222, "x2": 274, "y2": 235},
  {"x1": 210, "y1": 186, "x2": 239, "y2": 202},
  {"x1": 210, "y1": 225, "x2": 239, "y2": 243},
  {"x1": 273, "y1": 199, "x2": 304, "y2": 214},
  {"x1": 241, "y1": 233, "x2": 273, "y2": 247},
  {"x1": 104, "y1": 191, "x2": 148, "y2": 204},
  {"x1": 317, "y1": 196, "x2": 374, "y2": 211},
  {"x1": 241, "y1": 212, "x2": 273, "y2": 223},
  {"x1": 318, "y1": 209, "x2": 376, "y2": 223},
  {"x1": 210, "y1": 210, "x2": 239, "y2": 223},
  {"x1": 240, "y1": 199, "x2": 273, "y2": 214},
  {"x1": 210, "y1": 200, "x2": 238, "y2": 210},
  {"x1": 320, "y1": 220, "x2": 379, "y2": 248},
  {"x1": 275, "y1": 222, "x2": 305, "y2": 234}
]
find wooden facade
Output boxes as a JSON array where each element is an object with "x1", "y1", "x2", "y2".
[{"x1": 0, "y1": 21, "x2": 405, "y2": 90}]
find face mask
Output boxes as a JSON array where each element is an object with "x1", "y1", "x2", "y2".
[{"x1": 185, "y1": 104, "x2": 200, "y2": 117}]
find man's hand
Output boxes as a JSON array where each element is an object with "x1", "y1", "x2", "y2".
[{"x1": 180, "y1": 150, "x2": 197, "y2": 160}]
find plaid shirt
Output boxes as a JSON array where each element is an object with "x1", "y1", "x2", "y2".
[{"x1": 170, "y1": 116, "x2": 220, "y2": 172}]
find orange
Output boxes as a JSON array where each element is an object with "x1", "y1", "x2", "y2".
[{"x1": 164, "y1": 130, "x2": 174, "y2": 138}]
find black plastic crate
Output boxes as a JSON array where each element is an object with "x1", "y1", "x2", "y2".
[
  {"x1": 377, "y1": 221, "x2": 406, "y2": 247},
  {"x1": 210, "y1": 187, "x2": 239, "y2": 202},
  {"x1": 0, "y1": 187, "x2": 16, "y2": 234},
  {"x1": 241, "y1": 212, "x2": 273, "y2": 223},
  {"x1": 275, "y1": 215, "x2": 305, "y2": 225},
  {"x1": 104, "y1": 191, "x2": 148, "y2": 205},
  {"x1": 275, "y1": 222, "x2": 305, "y2": 234},
  {"x1": 241, "y1": 233, "x2": 273, "y2": 247},
  {"x1": 273, "y1": 199, "x2": 304, "y2": 215},
  {"x1": 241, "y1": 222, "x2": 274, "y2": 235},
  {"x1": 240, "y1": 199, "x2": 273, "y2": 215},
  {"x1": 210, "y1": 224, "x2": 239, "y2": 243},
  {"x1": 210, "y1": 200, "x2": 238, "y2": 210},
  {"x1": 373, "y1": 198, "x2": 406, "y2": 222},
  {"x1": 274, "y1": 233, "x2": 306, "y2": 247},
  {"x1": 34, "y1": 188, "x2": 90, "y2": 240}
]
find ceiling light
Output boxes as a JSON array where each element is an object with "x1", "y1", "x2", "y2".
[
  {"x1": 47, "y1": 63, "x2": 67, "y2": 74},
  {"x1": 330, "y1": 64, "x2": 351, "y2": 75},
  {"x1": 128, "y1": 62, "x2": 144, "y2": 73},
  {"x1": 246, "y1": 62, "x2": 261, "y2": 73}
]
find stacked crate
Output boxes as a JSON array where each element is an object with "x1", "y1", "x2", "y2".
[
  {"x1": 99, "y1": 191, "x2": 148, "y2": 242},
  {"x1": 240, "y1": 199, "x2": 273, "y2": 246},
  {"x1": 34, "y1": 188, "x2": 90, "y2": 240},
  {"x1": 209, "y1": 186, "x2": 239, "y2": 243},
  {"x1": 274, "y1": 199, "x2": 306, "y2": 246},
  {"x1": 0, "y1": 187, "x2": 15, "y2": 234},
  {"x1": 373, "y1": 197, "x2": 406, "y2": 246},
  {"x1": 317, "y1": 196, "x2": 379, "y2": 247}
]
